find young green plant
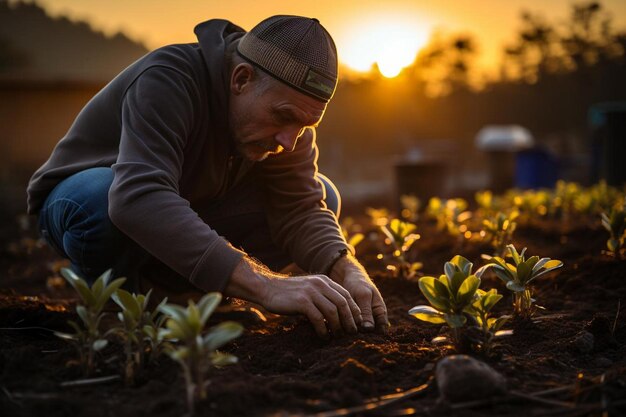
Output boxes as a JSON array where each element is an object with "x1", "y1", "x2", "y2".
[
  {"x1": 466, "y1": 289, "x2": 511, "y2": 354},
  {"x1": 601, "y1": 200, "x2": 626, "y2": 259},
  {"x1": 111, "y1": 288, "x2": 168, "y2": 385},
  {"x1": 381, "y1": 218, "x2": 422, "y2": 278},
  {"x1": 54, "y1": 268, "x2": 126, "y2": 376},
  {"x1": 409, "y1": 255, "x2": 482, "y2": 347},
  {"x1": 480, "y1": 244, "x2": 563, "y2": 319},
  {"x1": 159, "y1": 293, "x2": 243, "y2": 415},
  {"x1": 481, "y1": 211, "x2": 519, "y2": 256}
]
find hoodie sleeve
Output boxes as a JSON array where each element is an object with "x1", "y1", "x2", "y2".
[
  {"x1": 109, "y1": 66, "x2": 245, "y2": 292},
  {"x1": 258, "y1": 128, "x2": 352, "y2": 275}
]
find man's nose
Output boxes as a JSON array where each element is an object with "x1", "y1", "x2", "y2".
[{"x1": 274, "y1": 128, "x2": 300, "y2": 152}]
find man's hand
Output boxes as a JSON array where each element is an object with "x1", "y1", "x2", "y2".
[
  {"x1": 225, "y1": 257, "x2": 362, "y2": 339},
  {"x1": 330, "y1": 254, "x2": 388, "y2": 333}
]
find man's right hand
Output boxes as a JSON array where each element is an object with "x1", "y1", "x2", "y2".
[{"x1": 225, "y1": 257, "x2": 362, "y2": 339}]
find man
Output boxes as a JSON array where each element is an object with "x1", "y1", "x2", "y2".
[{"x1": 27, "y1": 15, "x2": 388, "y2": 338}]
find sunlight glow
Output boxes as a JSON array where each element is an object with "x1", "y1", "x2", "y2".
[{"x1": 340, "y1": 17, "x2": 429, "y2": 78}]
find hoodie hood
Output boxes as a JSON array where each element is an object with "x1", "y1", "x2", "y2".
[{"x1": 194, "y1": 19, "x2": 246, "y2": 98}]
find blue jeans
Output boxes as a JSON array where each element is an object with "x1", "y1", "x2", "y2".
[{"x1": 37, "y1": 167, "x2": 341, "y2": 289}]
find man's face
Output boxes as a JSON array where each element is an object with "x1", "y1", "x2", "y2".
[{"x1": 229, "y1": 65, "x2": 327, "y2": 162}]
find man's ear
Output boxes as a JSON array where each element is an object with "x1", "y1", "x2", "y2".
[{"x1": 230, "y1": 63, "x2": 255, "y2": 95}]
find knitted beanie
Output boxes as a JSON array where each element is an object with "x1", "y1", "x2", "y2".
[{"x1": 237, "y1": 15, "x2": 338, "y2": 102}]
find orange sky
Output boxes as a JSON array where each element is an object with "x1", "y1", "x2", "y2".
[{"x1": 15, "y1": 0, "x2": 626, "y2": 77}]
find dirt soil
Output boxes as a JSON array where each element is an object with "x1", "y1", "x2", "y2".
[{"x1": 1, "y1": 215, "x2": 625, "y2": 417}]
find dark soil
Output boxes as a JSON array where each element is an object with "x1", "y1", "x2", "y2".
[{"x1": 1, "y1": 215, "x2": 626, "y2": 417}]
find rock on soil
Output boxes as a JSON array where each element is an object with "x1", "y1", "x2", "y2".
[{"x1": 435, "y1": 354, "x2": 507, "y2": 403}]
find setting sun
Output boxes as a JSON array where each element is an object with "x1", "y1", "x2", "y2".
[{"x1": 339, "y1": 16, "x2": 429, "y2": 78}]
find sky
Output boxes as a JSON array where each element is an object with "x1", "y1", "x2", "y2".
[{"x1": 15, "y1": 0, "x2": 626, "y2": 77}]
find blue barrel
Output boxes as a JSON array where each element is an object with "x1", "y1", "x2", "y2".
[{"x1": 515, "y1": 148, "x2": 558, "y2": 189}]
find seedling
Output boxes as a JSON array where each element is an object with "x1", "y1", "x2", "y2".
[
  {"x1": 481, "y1": 211, "x2": 519, "y2": 256},
  {"x1": 159, "y1": 293, "x2": 243, "y2": 415},
  {"x1": 475, "y1": 190, "x2": 502, "y2": 217},
  {"x1": 426, "y1": 197, "x2": 472, "y2": 237},
  {"x1": 601, "y1": 200, "x2": 626, "y2": 259},
  {"x1": 400, "y1": 194, "x2": 420, "y2": 222},
  {"x1": 366, "y1": 207, "x2": 390, "y2": 227},
  {"x1": 480, "y1": 244, "x2": 563, "y2": 319},
  {"x1": 409, "y1": 255, "x2": 482, "y2": 346},
  {"x1": 54, "y1": 268, "x2": 126, "y2": 376},
  {"x1": 111, "y1": 289, "x2": 168, "y2": 385},
  {"x1": 381, "y1": 218, "x2": 422, "y2": 278},
  {"x1": 466, "y1": 289, "x2": 511, "y2": 354}
]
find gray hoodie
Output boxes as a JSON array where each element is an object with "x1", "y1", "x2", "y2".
[{"x1": 27, "y1": 19, "x2": 349, "y2": 292}]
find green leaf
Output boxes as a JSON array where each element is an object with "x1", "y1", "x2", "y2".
[
  {"x1": 96, "y1": 277, "x2": 127, "y2": 312},
  {"x1": 493, "y1": 267, "x2": 513, "y2": 284},
  {"x1": 203, "y1": 321, "x2": 244, "y2": 351},
  {"x1": 543, "y1": 260, "x2": 563, "y2": 269},
  {"x1": 608, "y1": 238, "x2": 619, "y2": 252},
  {"x1": 187, "y1": 302, "x2": 201, "y2": 333},
  {"x1": 444, "y1": 313, "x2": 467, "y2": 328},
  {"x1": 418, "y1": 276, "x2": 450, "y2": 311},
  {"x1": 113, "y1": 289, "x2": 141, "y2": 318},
  {"x1": 517, "y1": 259, "x2": 533, "y2": 285},
  {"x1": 169, "y1": 346, "x2": 189, "y2": 362},
  {"x1": 92, "y1": 274, "x2": 105, "y2": 300},
  {"x1": 164, "y1": 319, "x2": 190, "y2": 340},
  {"x1": 61, "y1": 268, "x2": 96, "y2": 306},
  {"x1": 507, "y1": 244, "x2": 521, "y2": 265},
  {"x1": 76, "y1": 305, "x2": 90, "y2": 327},
  {"x1": 210, "y1": 351, "x2": 239, "y2": 367},
  {"x1": 408, "y1": 305, "x2": 447, "y2": 324},
  {"x1": 197, "y1": 293, "x2": 222, "y2": 326},
  {"x1": 449, "y1": 271, "x2": 467, "y2": 297},
  {"x1": 93, "y1": 339, "x2": 108, "y2": 351},
  {"x1": 482, "y1": 292, "x2": 503, "y2": 312},
  {"x1": 491, "y1": 315, "x2": 511, "y2": 332},
  {"x1": 506, "y1": 281, "x2": 526, "y2": 292},
  {"x1": 444, "y1": 262, "x2": 456, "y2": 280},
  {"x1": 456, "y1": 275, "x2": 480, "y2": 306},
  {"x1": 450, "y1": 255, "x2": 473, "y2": 277}
]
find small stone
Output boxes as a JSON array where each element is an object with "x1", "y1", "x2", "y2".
[
  {"x1": 436, "y1": 355, "x2": 506, "y2": 403},
  {"x1": 572, "y1": 331, "x2": 594, "y2": 354}
]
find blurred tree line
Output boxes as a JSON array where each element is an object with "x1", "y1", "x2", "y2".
[{"x1": 330, "y1": 1, "x2": 625, "y2": 154}]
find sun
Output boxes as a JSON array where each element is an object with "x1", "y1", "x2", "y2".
[{"x1": 339, "y1": 17, "x2": 429, "y2": 78}]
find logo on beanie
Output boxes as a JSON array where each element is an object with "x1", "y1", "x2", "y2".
[{"x1": 304, "y1": 69, "x2": 335, "y2": 98}]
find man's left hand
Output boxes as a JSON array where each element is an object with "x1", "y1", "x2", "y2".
[{"x1": 330, "y1": 254, "x2": 389, "y2": 333}]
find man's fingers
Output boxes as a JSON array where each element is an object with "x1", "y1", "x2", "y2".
[
  {"x1": 312, "y1": 294, "x2": 343, "y2": 335},
  {"x1": 353, "y1": 287, "x2": 375, "y2": 332},
  {"x1": 327, "y1": 280, "x2": 362, "y2": 329},
  {"x1": 302, "y1": 301, "x2": 330, "y2": 339},
  {"x1": 371, "y1": 291, "x2": 389, "y2": 334}
]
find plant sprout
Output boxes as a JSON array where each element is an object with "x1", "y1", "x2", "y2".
[
  {"x1": 601, "y1": 200, "x2": 626, "y2": 259},
  {"x1": 111, "y1": 288, "x2": 168, "y2": 385},
  {"x1": 366, "y1": 207, "x2": 390, "y2": 227},
  {"x1": 381, "y1": 218, "x2": 422, "y2": 278},
  {"x1": 159, "y1": 293, "x2": 243, "y2": 415},
  {"x1": 409, "y1": 255, "x2": 482, "y2": 346},
  {"x1": 426, "y1": 197, "x2": 472, "y2": 237},
  {"x1": 479, "y1": 244, "x2": 563, "y2": 319},
  {"x1": 54, "y1": 268, "x2": 126, "y2": 376},
  {"x1": 481, "y1": 211, "x2": 519, "y2": 256},
  {"x1": 400, "y1": 194, "x2": 420, "y2": 222},
  {"x1": 466, "y1": 289, "x2": 511, "y2": 354}
]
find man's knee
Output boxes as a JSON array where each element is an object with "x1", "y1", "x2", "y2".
[{"x1": 39, "y1": 167, "x2": 127, "y2": 280}]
